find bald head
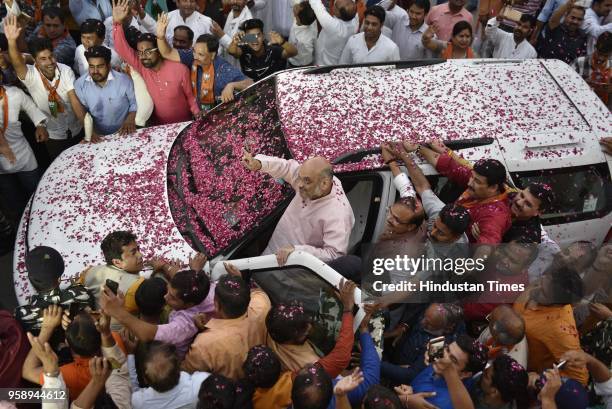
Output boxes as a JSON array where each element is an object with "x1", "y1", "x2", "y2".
[
  {"x1": 143, "y1": 342, "x2": 180, "y2": 392},
  {"x1": 297, "y1": 157, "x2": 333, "y2": 200},
  {"x1": 489, "y1": 305, "x2": 525, "y2": 346},
  {"x1": 334, "y1": 0, "x2": 357, "y2": 21}
]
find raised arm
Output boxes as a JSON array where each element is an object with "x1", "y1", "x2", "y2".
[
  {"x1": 381, "y1": 143, "x2": 416, "y2": 198},
  {"x1": 22, "y1": 306, "x2": 63, "y2": 384},
  {"x1": 4, "y1": 15, "x2": 27, "y2": 80},
  {"x1": 227, "y1": 32, "x2": 244, "y2": 58},
  {"x1": 421, "y1": 24, "x2": 445, "y2": 54},
  {"x1": 156, "y1": 13, "x2": 181, "y2": 62},
  {"x1": 252, "y1": 153, "x2": 301, "y2": 185},
  {"x1": 397, "y1": 142, "x2": 432, "y2": 195},
  {"x1": 269, "y1": 31, "x2": 298, "y2": 59},
  {"x1": 309, "y1": 0, "x2": 342, "y2": 31},
  {"x1": 112, "y1": 0, "x2": 144, "y2": 72},
  {"x1": 99, "y1": 286, "x2": 158, "y2": 342},
  {"x1": 549, "y1": 0, "x2": 574, "y2": 30},
  {"x1": 317, "y1": 280, "x2": 356, "y2": 378}
]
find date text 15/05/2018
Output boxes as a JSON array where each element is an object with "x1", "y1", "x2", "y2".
[
  {"x1": 0, "y1": 388, "x2": 68, "y2": 403},
  {"x1": 371, "y1": 280, "x2": 526, "y2": 293}
]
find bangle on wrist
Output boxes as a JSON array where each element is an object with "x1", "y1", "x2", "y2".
[{"x1": 44, "y1": 370, "x2": 60, "y2": 378}]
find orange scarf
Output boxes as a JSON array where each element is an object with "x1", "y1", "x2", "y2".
[
  {"x1": 458, "y1": 189, "x2": 508, "y2": 209},
  {"x1": 191, "y1": 62, "x2": 215, "y2": 106},
  {"x1": 441, "y1": 43, "x2": 475, "y2": 59},
  {"x1": 38, "y1": 27, "x2": 71, "y2": 49},
  {"x1": 0, "y1": 87, "x2": 8, "y2": 133},
  {"x1": 590, "y1": 53, "x2": 610, "y2": 105},
  {"x1": 36, "y1": 66, "x2": 64, "y2": 116}
]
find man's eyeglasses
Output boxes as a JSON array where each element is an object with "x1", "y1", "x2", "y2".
[{"x1": 137, "y1": 48, "x2": 158, "y2": 57}]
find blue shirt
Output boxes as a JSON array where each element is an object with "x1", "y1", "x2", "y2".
[
  {"x1": 411, "y1": 366, "x2": 476, "y2": 409},
  {"x1": 69, "y1": 0, "x2": 113, "y2": 26},
  {"x1": 74, "y1": 70, "x2": 137, "y2": 135},
  {"x1": 326, "y1": 332, "x2": 380, "y2": 409},
  {"x1": 537, "y1": 0, "x2": 566, "y2": 23},
  {"x1": 177, "y1": 50, "x2": 246, "y2": 103}
]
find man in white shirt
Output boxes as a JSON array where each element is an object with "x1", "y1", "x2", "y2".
[
  {"x1": 129, "y1": 341, "x2": 210, "y2": 409},
  {"x1": 103, "y1": 0, "x2": 156, "y2": 50},
  {"x1": 69, "y1": 0, "x2": 113, "y2": 26},
  {"x1": 381, "y1": 0, "x2": 408, "y2": 32},
  {"x1": 0, "y1": 78, "x2": 48, "y2": 221},
  {"x1": 5, "y1": 16, "x2": 83, "y2": 161},
  {"x1": 75, "y1": 19, "x2": 122, "y2": 77},
  {"x1": 340, "y1": 5, "x2": 400, "y2": 64},
  {"x1": 211, "y1": 0, "x2": 252, "y2": 67},
  {"x1": 165, "y1": 0, "x2": 213, "y2": 47},
  {"x1": 288, "y1": 1, "x2": 318, "y2": 66},
  {"x1": 485, "y1": 14, "x2": 538, "y2": 58},
  {"x1": 583, "y1": 0, "x2": 612, "y2": 54},
  {"x1": 391, "y1": 0, "x2": 433, "y2": 59},
  {"x1": 309, "y1": 0, "x2": 359, "y2": 65},
  {"x1": 270, "y1": 0, "x2": 294, "y2": 37}
]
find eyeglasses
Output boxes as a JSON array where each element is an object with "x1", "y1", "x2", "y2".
[{"x1": 137, "y1": 48, "x2": 158, "y2": 57}]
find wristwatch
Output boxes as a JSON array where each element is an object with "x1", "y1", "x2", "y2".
[{"x1": 44, "y1": 370, "x2": 60, "y2": 378}]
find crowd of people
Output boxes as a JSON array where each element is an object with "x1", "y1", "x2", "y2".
[
  {"x1": 0, "y1": 0, "x2": 611, "y2": 408},
  {"x1": 0, "y1": 136, "x2": 610, "y2": 409}
]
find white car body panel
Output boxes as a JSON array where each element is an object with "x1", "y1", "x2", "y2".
[{"x1": 13, "y1": 59, "x2": 611, "y2": 304}]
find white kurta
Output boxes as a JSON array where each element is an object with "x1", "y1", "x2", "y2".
[
  {"x1": 339, "y1": 32, "x2": 400, "y2": 64},
  {"x1": 165, "y1": 10, "x2": 213, "y2": 47},
  {"x1": 219, "y1": 6, "x2": 253, "y2": 68},
  {"x1": 485, "y1": 18, "x2": 538, "y2": 59},
  {"x1": 0, "y1": 87, "x2": 47, "y2": 174}
]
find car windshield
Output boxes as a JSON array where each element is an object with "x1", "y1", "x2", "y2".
[{"x1": 167, "y1": 77, "x2": 294, "y2": 257}]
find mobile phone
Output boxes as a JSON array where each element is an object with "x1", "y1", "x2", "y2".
[
  {"x1": 427, "y1": 336, "x2": 446, "y2": 362},
  {"x1": 105, "y1": 279, "x2": 119, "y2": 295},
  {"x1": 241, "y1": 33, "x2": 259, "y2": 44}
]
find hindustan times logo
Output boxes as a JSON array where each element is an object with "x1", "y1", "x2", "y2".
[{"x1": 372, "y1": 255, "x2": 486, "y2": 276}]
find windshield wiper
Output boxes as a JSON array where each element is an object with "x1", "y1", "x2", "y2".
[
  {"x1": 331, "y1": 137, "x2": 494, "y2": 165},
  {"x1": 304, "y1": 59, "x2": 445, "y2": 75}
]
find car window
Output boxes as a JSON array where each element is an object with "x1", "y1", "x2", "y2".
[
  {"x1": 339, "y1": 173, "x2": 384, "y2": 254},
  {"x1": 167, "y1": 77, "x2": 294, "y2": 257},
  {"x1": 511, "y1": 163, "x2": 611, "y2": 225},
  {"x1": 250, "y1": 266, "x2": 346, "y2": 355}
]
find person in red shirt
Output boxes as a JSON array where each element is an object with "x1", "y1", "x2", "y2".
[
  {"x1": 112, "y1": 0, "x2": 199, "y2": 125},
  {"x1": 407, "y1": 141, "x2": 511, "y2": 245}
]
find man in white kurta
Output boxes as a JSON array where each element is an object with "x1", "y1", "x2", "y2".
[
  {"x1": 309, "y1": 0, "x2": 359, "y2": 65},
  {"x1": 165, "y1": 0, "x2": 213, "y2": 46},
  {"x1": 217, "y1": 0, "x2": 253, "y2": 67},
  {"x1": 340, "y1": 6, "x2": 400, "y2": 64},
  {"x1": 242, "y1": 152, "x2": 355, "y2": 264},
  {"x1": 485, "y1": 16, "x2": 538, "y2": 59}
]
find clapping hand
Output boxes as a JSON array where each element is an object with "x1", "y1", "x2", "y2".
[{"x1": 27, "y1": 332, "x2": 59, "y2": 375}]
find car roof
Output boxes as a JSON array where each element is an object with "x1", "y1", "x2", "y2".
[{"x1": 275, "y1": 60, "x2": 610, "y2": 171}]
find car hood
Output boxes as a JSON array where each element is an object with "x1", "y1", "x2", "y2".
[{"x1": 14, "y1": 123, "x2": 194, "y2": 303}]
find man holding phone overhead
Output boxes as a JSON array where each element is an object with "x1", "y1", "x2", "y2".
[{"x1": 227, "y1": 18, "x2": 297, "y2": 81}]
